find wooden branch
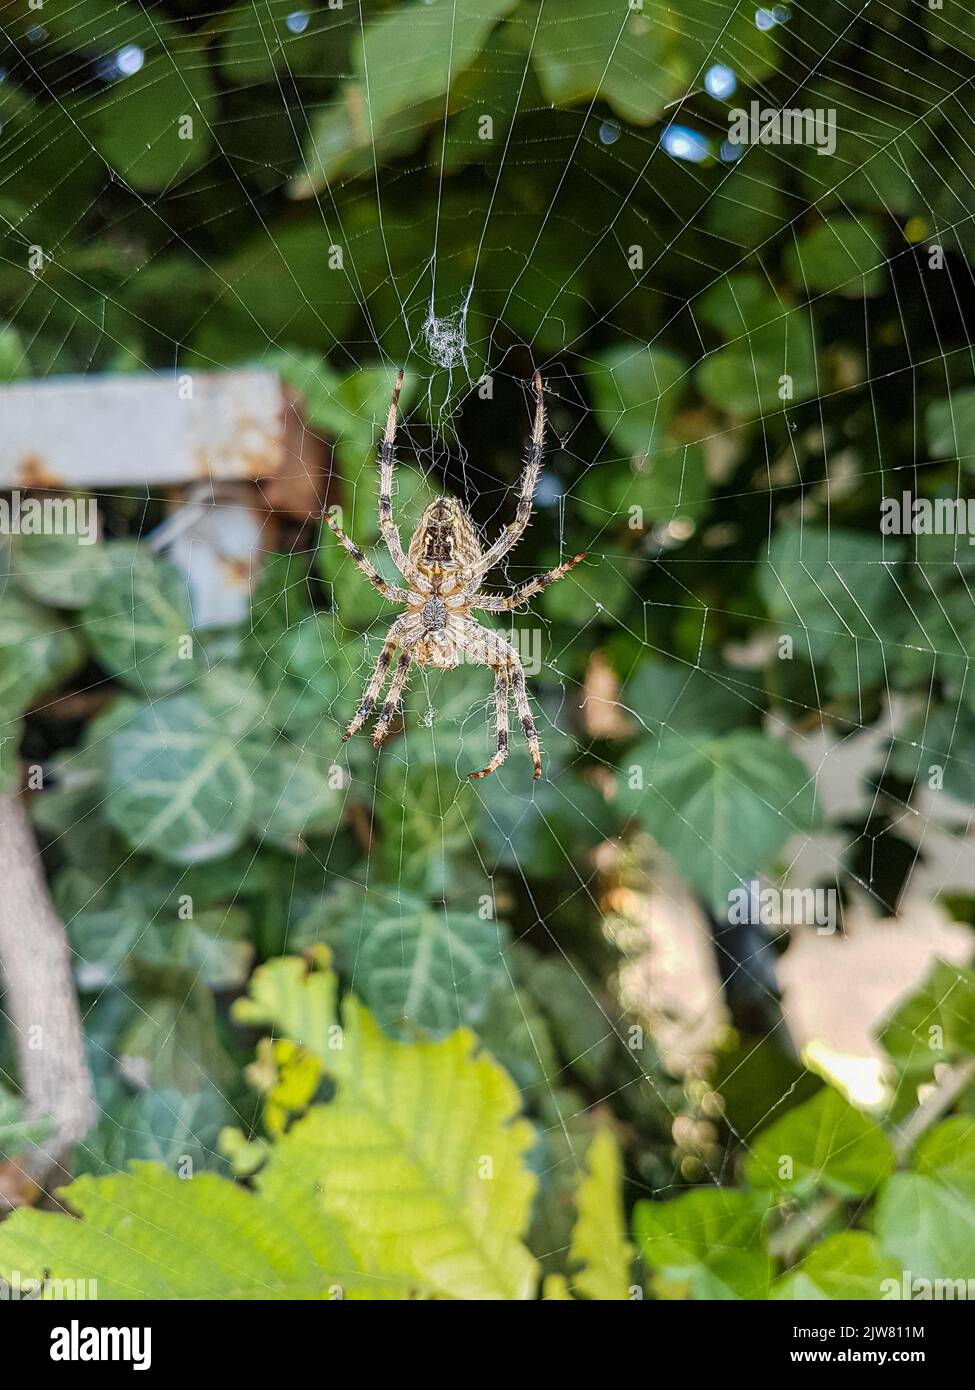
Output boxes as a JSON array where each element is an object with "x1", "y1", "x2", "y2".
[{"x1": 0, "y1": 791, "x2": 96, "y2": 1206}]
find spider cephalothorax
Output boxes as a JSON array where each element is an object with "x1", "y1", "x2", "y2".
[{"x1": 323, "y1": 370, "x2": 585, "y2": 779}]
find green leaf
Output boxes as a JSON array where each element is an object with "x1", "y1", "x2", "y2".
[
  {"x1": 531, "y1": 0, "x2": 775, "y2": 127},
  {"x1": 577, "y1": 444, "x2": 709, "y2": 530},
  {"x1": 240, "y1": 729, "x2": 342, "y2": 843},
  {"x1": 772, "y1": 1232, "x2": 902, "y2": 1300},
  {"x1": 75, "y1": 1087, "x2": 231, "y2": 1178},
  {"x1": 926, "y1": 388, "x2": 975, "y2": 462},
  {"x1": 0, "y1": 1086, "x2": 54, "y2": 1158},
  {"x1": 217, "y1": 1, "x2": 349, "y2": 84},
  {"x1": 784, "y1": 217, "x2": 887, "y2": 298},
  {"x1": 696, "y1": 276, "x2": 818, "y2": 417},
  {"x1": 745, "y1": 1086, "x2": 894, "y2": 1198},
  {"x1": 0, "y1": 591, "x2": 86, "y2": 720},
  {"x1": 585, "y1": 344, "x2": 687, "y2": 458},
  {"x1": 13, "y1": 534, "x2": 139, "y2": 611},
  {"x1": 878, "y1": 959, "x2": 975, "y2": 1078},
  {"x1": 331, "y1": 900, "x2": 510, "y2": 1038},
  {"x1": 246, "y1": 961, "x2": 540, "y2": 1300},
  {"x1": 105, "y1": 690, "x2": 254, "y2": 863},
  {"x1": 568, "y1": 1129, "x2": 634, "y2": 1301},
  {"x1": 758, "y1": 525, "x2": 901, "y2": 694},
  {"x1": 635, "y1": 1188, "x2": 772, "y2": 1300},
  {"x1": 296, "y1": 0, "x2": 519, "y2": 186},
  {"x1": 876, "y1": 1119, "x2": 975, "y2": 1282},
  {"x1": 0, "y1": 1162, "x2": 371, "y2": 1299},
  {"x1": 74, "y1": 45, "x2": 216, "y2": 190},
  {"x1": 618, "y1": 728, "x2": 818, "y2": 913},
  {"x1": 621, "y1": 657, "x2": 763, "y2": 739},
  {"x1": 83, "y1": 558, "x2": 197, "y2": 694}
]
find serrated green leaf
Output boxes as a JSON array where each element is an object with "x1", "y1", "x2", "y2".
[
  {"x1": 568, "y1": 1129, "x2": 634, "y2": 1301},
  {"x1": 0, "y1": 1162, "x2": 373, "y2": 1299},
  {"x1": 262, "y1": 997, "x2": 539, "y2": 1300}
]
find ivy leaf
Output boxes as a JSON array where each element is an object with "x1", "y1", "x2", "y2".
[
  {"x1": 240, "y1": 729, "x2": 343, "y2": 843},
  {"x1": 0, "y1": 591, "x2": 87, "y2": 720},
  {"x1": 744, "y1": 1086, "x2": 894, "y2": 1198},
  {"x1": 758, "y1": 525, "x2": 901, "y2": 695},
  {"x1": 12, "y1": 535, "x2": 139, "y2": 610},
  {"x1": 926, "y1": 388, "x2": 975, "y2": 461},
  {"x1": 105, "y1": 690, "x2": 254, "y2": 863},
  {"x1": 618, "y1": 728, "x2": 819, "y2": 913},
  {"x1": 584, "y1": 344, "x2": 687, "y2": 458},
  {"x1": 771, "y1": 1232, "x2": 901, "y2": 1300},
  {"x1": 74, "y1": 45, "x2": 216, "y2": 191},
  {"x1": 75, "y1": 1087, "x2": 231, "y2": 1179},
  {"x1": 878, "y1": 959, "x2": 975, "y2": 1078},
  {"x1": 635, "y1": 1188, "x2": 772, "y2": 1300},
  {"x1": 696, "y1": 276, "x2": 818, "y2": 417},
  {"x1": 876, "y1": 1118, "x2": 975, "y2": 1282},
  {"x1": 784, "y1": 217, "x2": 887, "y2": 298},
  {"x1": 83, "y1": 558, "x2": 197, "y2": 694},
  {"x1": 332, "y1": 901, "x2": 510, "y2": 1038},
  {"x1": 568, "y1": 1129, "x2": 634, "y2": 1301}
]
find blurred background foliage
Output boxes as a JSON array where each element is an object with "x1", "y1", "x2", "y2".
[{"x1": 1, "y1": 0, "x2": 975, "y2": 1297}]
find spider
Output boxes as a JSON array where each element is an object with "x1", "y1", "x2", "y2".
[{"x1": 323, "y1": 370, "x2": 585, "y2": 780}]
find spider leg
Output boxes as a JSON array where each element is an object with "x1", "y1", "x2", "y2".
[
  {"x1": 468, "y1": 666, "x2": 510, "y2": 780},
  {"x1": 509, "y1": 651, "x2": 542, "y2": 780},
  {"x1": 322, "y1": 509, "x2": 411, "y2": 603},
  {"x1": 342, "y1": 637, "x2": 399, "y2": 741},
  {"x1": 458, "y1": 619, "x2": 542, "y2": 780},
  {"x1": 473, "y1": 551, "x2": 586, "y2": 612},
  {"x1": 378, "y1": 369, "x2": 409, "y2": 574},
  {"x1": 371, "y1": 649, "x2": 413, "y2": 747},
  {"x1": 460, "y1": 371, "x2": 545, "y2": 585}
]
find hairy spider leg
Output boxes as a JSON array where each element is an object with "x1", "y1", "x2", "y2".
[
  {"x1": 463, "y1": 370, "x2": 545, "y2": 584},
  {"x1": 473, "y1": 551, "x2": 587, "y2": 611},
  {"x1": 378, "y1": 369, "x2": 408, "y2": 573},
  {"x1": 468, "y1": 666, "x2": 511, "y2": 780},
  {"x1": 459, "y1": 619, "x2": 542, "y2": 779},
  {"x1": 372, "y1": 650, "x2": 414, "y2": 747},
  {"x1": 322, "y1": 509, "x2": 411, "y2": 603}
]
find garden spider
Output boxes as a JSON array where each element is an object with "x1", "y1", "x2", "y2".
[{"x1": 323, "y1": 370, "x2": 585, "y2": 780}]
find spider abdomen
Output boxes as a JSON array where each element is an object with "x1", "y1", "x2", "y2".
[{"x1": 421, "y1": 596, "x2": 448, "y2": 630}]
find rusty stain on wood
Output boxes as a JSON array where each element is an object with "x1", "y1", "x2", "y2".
[{"x1": 0, "y1": 371, "x2": 310, "y2": 489}]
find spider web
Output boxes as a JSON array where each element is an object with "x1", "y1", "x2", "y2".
[{"x1": 0, "y1": 0, "x2": 974, "y2": 1298}]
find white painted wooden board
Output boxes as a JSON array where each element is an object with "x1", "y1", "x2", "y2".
[{"x1": 0, "y1": 370, "x2": 299, "y2": 488}]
